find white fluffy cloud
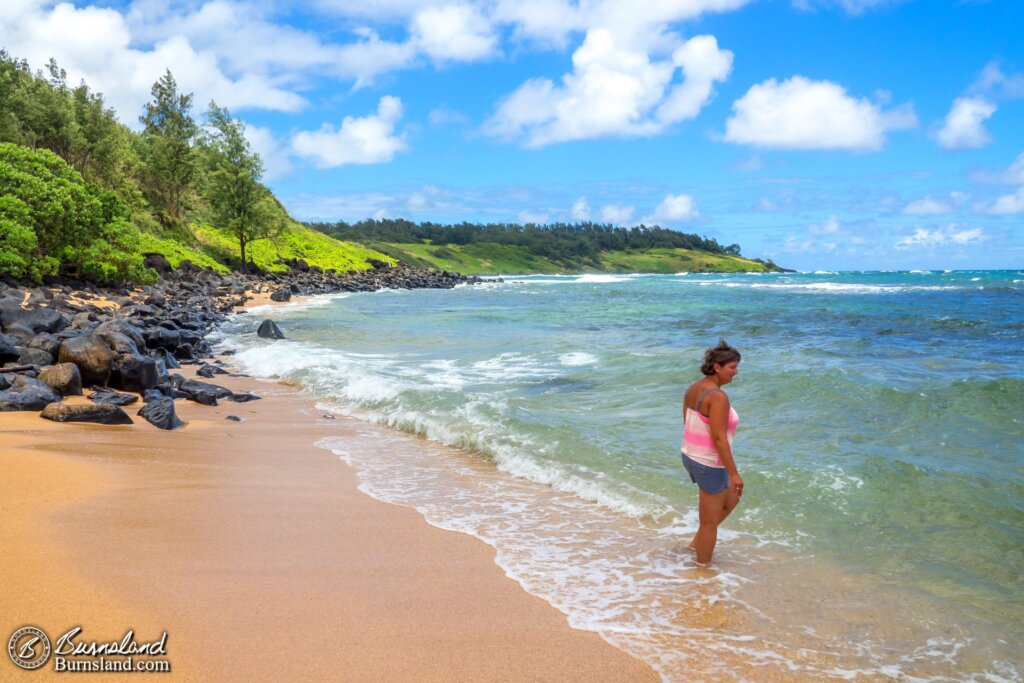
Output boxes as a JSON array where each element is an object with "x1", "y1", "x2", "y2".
[
  {"x1": 600, "y1": 203, "x2": 636, "y2": 224},
  {"x1": 0, "y1": 1, "x2": 305, "y2": 124},
  {"x1": 935, "y1": 97, "x2": 995, "y2": 150},
  {"x1": 571, "y1": 196, "x2": 592, "y2": 220},
  {"x1": 895, "y1": 226, "x2": 983, "y2": 249},
  {"x1": 902, "y1": 196, "x2": 951, "y2": 216},
  {"x1": 411, "y1": 4, "x2": 497, "y2": 62},
  {"x1": 292, "y1": 96, "x2": 407, "y2": 168},
  {"x1": 646, "y1": 193, "x2": 699, "y2": 224},
  {"x1": 724, "y1": 76, "x2": 917, "y2": 151},
  {"x1": 988, "y1": 187, "x2": 1024, "y2": 215},
  {"x1": 485, "y1": 31, "x2": 732, "y2": 147}
]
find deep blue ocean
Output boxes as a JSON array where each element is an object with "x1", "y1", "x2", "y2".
[{"x1": 218, "y1": 270, "x2": 1023, "y2": 681}]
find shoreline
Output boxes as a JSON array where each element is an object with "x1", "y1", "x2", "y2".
[
  {"x1": 1, "y1": 363, "x2": 657, "y2": 681},
  {"x1": 0, "y1": 270, "x2": 656, "y2": 680}
]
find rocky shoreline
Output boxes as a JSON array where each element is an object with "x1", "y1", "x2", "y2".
[{"x1": 0, "y1": 260, "x2": 487, "y2": 429}]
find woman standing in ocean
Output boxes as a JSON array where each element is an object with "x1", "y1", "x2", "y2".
[{"x1": 681, "y1": 340, "x2": 744, "y2": 565}]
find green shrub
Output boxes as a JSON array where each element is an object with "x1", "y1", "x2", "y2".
[{"x1": 0, "y1": 142, "x2": 151, "y2": 283}]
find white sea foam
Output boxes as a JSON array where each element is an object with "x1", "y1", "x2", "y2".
[
  {"x1": 686, "y1": 281, "x2": 963, "y2": 294},
  {"x1": 575, "y1": 274, "x2": 634, "y2": 283},
  {"x1": 559, "y1": 351, "x2": 598, "y2": 366}
]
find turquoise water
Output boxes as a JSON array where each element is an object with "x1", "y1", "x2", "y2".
[{"x1": 219, "y1": 271, "x2": 1023, "y2": 680}]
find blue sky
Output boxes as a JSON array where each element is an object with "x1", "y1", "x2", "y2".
[{"x1": 2, "y1": 0, "x2": 1022, "y2": 270}]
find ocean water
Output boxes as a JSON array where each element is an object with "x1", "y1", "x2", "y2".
[{"x1": 216, "y1": 270, "x2": 1023, "y2": 681}]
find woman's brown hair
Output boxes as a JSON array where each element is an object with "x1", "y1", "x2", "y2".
[{"x1": 700, "y1": 339, "x2": 741, "y2": 376}]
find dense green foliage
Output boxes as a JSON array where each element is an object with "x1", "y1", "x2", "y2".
[
  {"x1": 307, "y1": 219, "x2": 779, "y2": 273},
  {"x1": 0, "y1": 51, "x2": 388, "y2": 283},
  {"x1": 0, "y1": 143, "x2": 152, "y2": 282}
]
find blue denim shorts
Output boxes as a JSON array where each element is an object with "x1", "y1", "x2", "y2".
[{"x1": 681, "y1": 452, "x2": 729, "y2": 494}]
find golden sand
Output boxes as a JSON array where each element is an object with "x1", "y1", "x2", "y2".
[{"x1": 1, "y1": 365, "x2": 656, "y2": 681}]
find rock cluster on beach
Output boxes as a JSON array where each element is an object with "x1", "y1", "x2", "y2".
[{"x1": 0, "y1": 259, "x2": 484, "y2": 429}]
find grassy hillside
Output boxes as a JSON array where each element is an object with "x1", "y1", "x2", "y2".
[
  {"x1": 365, "y1": 242, "x2": 565, "y2": 274},
  {"x1": 598, "y1": 248, "x2": 771, "y2": 273},
  {"x1": 137, "y1": 223, "x2": 392, "y2": 275},
  {"x1": 362, "y1": 242, "x2": 771, "y2": 275}
]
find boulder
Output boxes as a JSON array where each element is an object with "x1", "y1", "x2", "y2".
[
  {"x1": 16, "y1": 346, "x2": 55, "y2": 366},
  {"x1": 41, "y1": 401, "x2": 133, "y2": 425},
  {"x1": 95, "y1": 319, "x2": 147, "y2": 352},
  {"x1": 0, "y1": 306, "x2": 67, "y2": 337},
  {"x1": 141, "y1": 388, "x2": 165, "y2": 403},
  {"x1": 256, "y1": 319, "x2": 284, "y2": 340},
  {"x1": 137, "y1": 397, "x2": 184, "y2": 430},
  {"x1": 58, "y1": 334, "x2": 113, "y2": 386},
  {"x1": 145, "y1": 327, "x2": 181, "y2": 350},
  {"x1": 149, "y1": 347, "x2": 181, "y2": 370},
  {"x1": 27, "y1": 333, "x2": 62, "y2": 359},
  {"x1": 87, "y1": 387, "x2": 139, "y2": 406},
  {"x1": 229, "y1": 392, "x2": 261, "y2": 402},
  {"x1": 0, "y1": 375, "x2": 61, "y2": 411},
  {"x1": 143, "y1": 253, "x2": 172, "y2": 275},
  {"x1": 110, "y1": 352, "x2": 159, "y2": 392},
  {"x1": 173, "y1": 376, "x2": 233, "y2": 405},
  {"x1": 269, "y1": 288, "x2": 291, "y2": 302},
  {"x1": 197, "y1": 364, "x2": 229, "y2": 378},
  {"x1": 0, "y1": 335, "x2": 19, "y2": 363},
  {"x1": 70, "y1": 311, "x2": 95, "y2": 329},
  {"x1": 38, "y1": 363, "x2": 83, "y2": 396},
  {"x1": 98, "y1": 330, "x2": 140, "y2": 355}
]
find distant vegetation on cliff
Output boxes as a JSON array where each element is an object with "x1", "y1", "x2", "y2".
[
  {"x1": 0, "y1": 51, "x2": 389, "y2": 283},
  {"x1": 307, "y1": 219, "x2": 781, "y2": 274}
]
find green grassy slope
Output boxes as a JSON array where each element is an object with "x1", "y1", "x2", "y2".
[
  {"x1": 365, "y1": 242, "x2": 566, "y2": 274},
  {"x1": 365, "y1": 242, "x2": 771, "y2": 274},
  {"x1": 137, "y1": 222, "x2": 394, "y2": 274},
  {"x1": 597, "y1": 248, "x2": 771, "y2": 273}
]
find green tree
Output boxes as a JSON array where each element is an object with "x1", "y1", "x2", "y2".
[
  {"x1": 140, "y1": 70, "x2": 196, "y2": 220},
  {"x1": 200, "y1": 102, "x2": 281, "y2": 272}
]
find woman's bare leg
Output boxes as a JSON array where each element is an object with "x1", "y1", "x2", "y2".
[
  {"x1": 692, "y1": 488, "x2": 728, "y2": 564},
  {"x1": 688, "y1": 483, "x2": 741, "y2": 555}
]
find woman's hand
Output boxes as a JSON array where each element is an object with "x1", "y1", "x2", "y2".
[{"x1": 731, "y1": 472, "x2": 744, "y2": 496}]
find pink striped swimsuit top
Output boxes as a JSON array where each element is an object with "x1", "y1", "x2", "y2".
[{"x1": 681, "y1": 387, "x2": 739, "y2": 468}]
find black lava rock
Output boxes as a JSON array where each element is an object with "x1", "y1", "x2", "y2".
[
  {"x1": 88, "y1": 387, "x2": 139, "y2": 406},
  {"x1": 256, "y1": 319, "x2": 284, "y2": 339},
  {"x1": 0, "y1": 375, "x2": 61, "y2": 411},
  {"x1": 138, "y1": 397, "x2": 184, "y2": 430},
  {"x1": 58, "y1": 334, "x2": 113, "y2": 386},
  {"x1": 42, "y1": 401, "x2": 133, "y2": 425},
  {"x1": 38, "y1": 363, "x2": 83, "y2": 397}
]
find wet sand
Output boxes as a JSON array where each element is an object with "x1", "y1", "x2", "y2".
[{"x1": 1, "y1": 364, "x2": 656, "y2": 681}]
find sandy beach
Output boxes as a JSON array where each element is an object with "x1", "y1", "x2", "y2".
[{"x1": 1, "y1": 356, "x2": 656, "y2": 680}]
